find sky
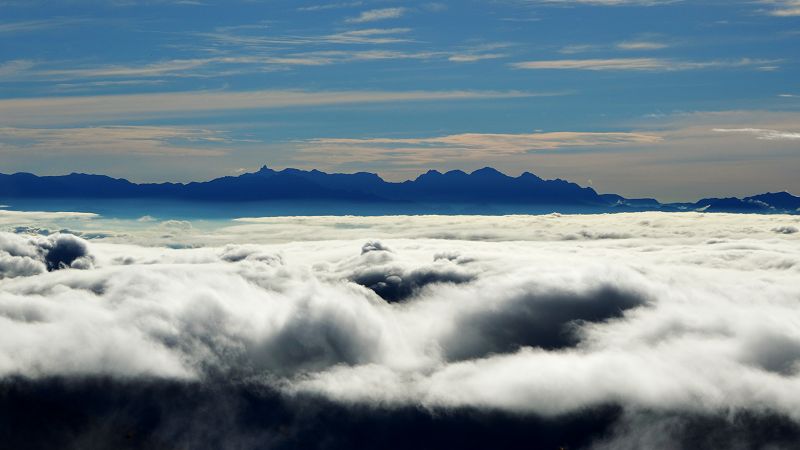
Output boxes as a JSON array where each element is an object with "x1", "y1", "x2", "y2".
[{"x1": 0, "y1": 0, "x2": 798, "y2": 201}]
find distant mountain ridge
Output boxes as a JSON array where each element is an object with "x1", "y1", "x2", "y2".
[{"x1": 0, "y1": 166, "x2": 798, "y2": 215}]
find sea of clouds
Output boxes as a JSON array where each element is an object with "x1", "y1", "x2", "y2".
[{"x1": 1, "y1": 210, "x2": 800, "y2": 449}]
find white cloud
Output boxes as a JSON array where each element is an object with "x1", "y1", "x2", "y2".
[
  {"x1": 346, "y1": 7, "x2": 407, "y2": 23},
  {"x1": 713, "y1": 127, "x2": 800, "y2": 141},
  {"x1": 760, "y1": 0, "x2": 800, "y2": 16},
  {"x1": 616, "y1": 40, "x2": 669, "y2": 50},
  {"x1": 447, "y1": 44, "x2": 511, "y2": 63},
  {"x1": 40, "y1": 58, "x2": 220, "y2": 79},
  {"x1": 511, "y1": 57, "x2": 774, "y2": 71},
  {"x1": 297, "y1": 1, "x2": 363, "y2": 12},
  {"x1": 448, "y1": 53, "x2": 506, "y2": 62}
]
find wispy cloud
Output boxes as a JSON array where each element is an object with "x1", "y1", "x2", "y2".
[
  {"x1": 346, "y1": 7, "x2": 407, "y2": 23},
  {"x1": 5, "y1": 29, "x2": 507, "y2": 82},
  {"x1": 296, "y1": 131, "x2": 661, "y2": 167},
  {"x1": 40, "y1": 58, "x2": 219, "y2": 79},
  {"x1": 448, "y1": 53, "x2": 506, "y2": 62},
  {"x1": 558, "y1": 44, "x2": 602, "y2": 54},
  {"x1": 713, "y1": 127, "x2": 800, "y2": 140},
  {"x1": 616, "y1": 40, "x2": 669, "y2": 50},
  {"x1": 511, "y1": 57, "x2": 775, "y2": 71},
  {"x1": 559, "y1": 39, "x2": 669, "y2": 54},
  {"x1": 526, "y1": 0, "x2": 681, "y2": 5},
  {"x1": 201, "y1": 27, "x2": 413, "y2": 47},
  {"x1": 448, "y1": 43, "x2": 511, "y2": 63},
  {"x1": 0, "y1": 126, "x2": 230, "y2": 157},
  {"x1": 0, "y1": 18, "x2": 88, "y2": 34},
  {"x1": 0, "y1": 89, "x2": 547, "y2": 126},
  {"x1": 289, "y1": 49, "x2": 445, "y2": 63},
  {"x1": 170, "y1": 27, "x2": 420, "y2": 73},
  {"x1": 52, "y1": 79, "x2": 168, "y2": 93},
  {"x1": 328, "y1": 28, "x2": 413, "y2": 43},
  {"x1": 0, "y1": 59, "x2": 35, "y2": 78},
  {"x1": 760, "y1": 0, "x2": 800, "y2": 16},
  {"x1": 297, "y1": 1, "x2": 363, "y2": 12}
]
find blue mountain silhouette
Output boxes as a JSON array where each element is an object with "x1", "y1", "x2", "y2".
[{"x1": 0, "y1": 166, "x2": 797, "y2": 214}]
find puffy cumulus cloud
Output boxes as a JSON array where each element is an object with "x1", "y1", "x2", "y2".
[
  {"x1": 0, "y1": 232, "x2": 94, "y2": 278},
  {"x1": 1, "y1": 212, "x2": 800, "y2": 447}
]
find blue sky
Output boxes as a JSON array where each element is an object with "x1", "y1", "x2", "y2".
[{"x1": 0, "y1": 0, "x2": 798, "y2": 200}]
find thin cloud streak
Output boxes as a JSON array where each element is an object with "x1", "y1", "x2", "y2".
[
  {"x1": 296, "y1": 131, "x2": 661, "y2": 167},
  {"x1": 0, "y1": 18, "x2": 88, "y2": 33},
  {"x1": 297, "y1": 1, "x2": 364, "y2": 12},
  {"x1": 0, "y1": 126, "x2": 231, "y2": 157},
  {"x1": 0, "y1": 60, "x2": 36, "y2": 78},
  {"x1": 0, "y1": 89, "x2": 550, "y2": 126},
  {"x1": 713, "y1": 128, "x2": 800, "y2": 140},
  {"x1": 524, "y1": 0, "x2": 682, "y2": 5},
  {"x1": 511, "y1": 58, "x2": 775, "y2": 71},
  {"x1": 616, "y1": 41, "x2": 669, "y2": 50},
  {"x1": 346, "y1": 7, "x2": 407, "y2": 23},
  {"x1": 199, "y1": 27, "x2": 413, "y2": 47}
]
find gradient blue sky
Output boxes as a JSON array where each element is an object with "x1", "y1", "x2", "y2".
[{"x1": 1, "y1": 0, "x2": 798, "y2": 200}]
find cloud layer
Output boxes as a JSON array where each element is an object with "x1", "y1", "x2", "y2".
[{"x1": 1, "y1": 212, "x2": 800, "y2": 447}]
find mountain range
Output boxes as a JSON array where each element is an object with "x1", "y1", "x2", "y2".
[{"x1": 0, "y1": 166, "x2": 798, "y2": 215}]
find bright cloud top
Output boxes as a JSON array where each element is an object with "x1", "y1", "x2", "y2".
[{"x1": 1, "y1": 213, "x2": 799, "y2": 395}]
